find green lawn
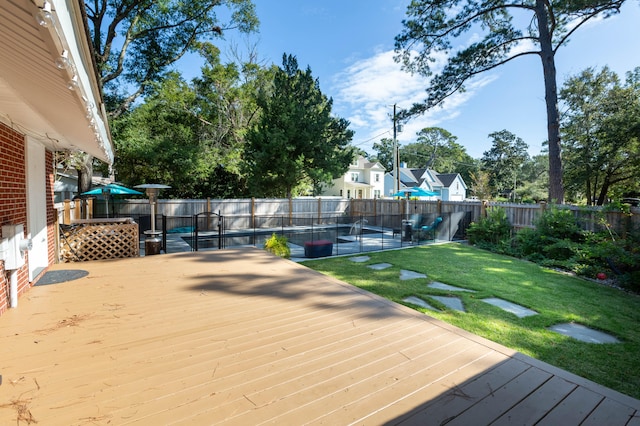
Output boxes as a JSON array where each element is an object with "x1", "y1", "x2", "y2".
[{"x1": 302, "y1": 243, "x2": 640, "y2": 400}]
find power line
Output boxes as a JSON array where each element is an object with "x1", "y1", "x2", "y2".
[{"x1": 351, "y1": 130, "x2": 391, "y2": 148}]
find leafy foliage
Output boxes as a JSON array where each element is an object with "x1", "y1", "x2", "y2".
[
  {"x1": 243, "y1": 54, "x2": 355, "y2": 197},
  {"x1": 468, "y1": 205, "x2": 640, "y2": 290},
  {"x1": 466, "y1": 207, "x2": 512, "y2": 252},
  {"x1": 560, "y1": 67, "x2": 640, "y2": 205},
  {"x1": 264, "y1": 233, "x2": 290, "y2": 258},
  {"x1": 394, "y1": 0, "x2": 627, "y2": 203},
  {"x1": 86, "y1": 0, "x2": 258, "y2": 116},
  {"x1": 481, "y1": 130, "x2": 530, "y2": 200}
]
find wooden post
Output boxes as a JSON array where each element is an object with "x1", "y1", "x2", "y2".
[
  {"x1": 87, "y1": 198, "x2": 93, "y2": 219},
  {"x1": 63, "y1": 199, "x2": 71, "y2": 224},
  {"x1": 373, "y1": 198, "x2": 377, "y2": 226},
  {"x1": 251, "y1": 197, "x2": 256, "y2": 229},
  {"x1": 317, "y1": 197, "x2": 322, "y2": 224},
  {"x1": 74, "y1": 199, "x2": 81, "y2": 221},
  {"x1": 481, "y1": 200, "x2": 488, "y2": 218},
  {"x1": 288, "y1": 196, "x2": 293, "y2": 226}
]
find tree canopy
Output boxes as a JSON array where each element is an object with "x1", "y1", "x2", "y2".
[
  {"x1": 394, "y1": 0, "x2": 627, "y2": 204},
  {"x1": 243, "y1": 54, "x2": 355, "y2": 198},
  {"x1": 481, "y1": 130, "x2": 530, "y2": 199},
  {"x1": 86, "y1": 0, "x2": 258, "y2": 118},
  {"x1": 560, "y1": 67, "x2": 640, "y2": 205}
]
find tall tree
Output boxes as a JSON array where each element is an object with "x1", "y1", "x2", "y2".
[
  {"x1": 400, "y1": 127, "x2": 477, "y2": 184},
  {"x1": 560, "y1": 67, "x2": 640, "y2": 205},
  {"x1": 394, "y1": 0, "x2": 627, "y2": 204},
  {"x1": 76, "y1": 0, "x2": 258, "y2": 193},
  {"x1": 481, "y1": 130, "x2": 530, "y2": 199},
  {"x1": 243, "y1": 54, "x2": 355, "y2": 197},
  {"x1": 371, "y1": 138, "x2": 395, "y2": 172},
  {"x1": 86, "y1": 0, "x2": 258, "y2": 117}
]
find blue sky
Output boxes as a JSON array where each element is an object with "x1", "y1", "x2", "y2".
[{"x1": 193, "y1": 1, "x2": 640, "y2": 160}]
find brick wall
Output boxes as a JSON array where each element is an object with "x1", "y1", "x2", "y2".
[{"x1": 0, "y1": 122, "x2": 30, "y2": 316}]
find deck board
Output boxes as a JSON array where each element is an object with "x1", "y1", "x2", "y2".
[{"x1": 1, "y1": 248, "x2": 638, "y2": 425}]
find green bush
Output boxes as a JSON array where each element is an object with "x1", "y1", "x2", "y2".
[
  {"x1": 476, "y1": 206, "x2": 640, "y2": 292},
  {"x1": 535, "y1": 206, "x2": 583, "y2": 242},
  {"x1": 264, "y1": 233, "x2": 291, "y2": 258},
  {"x1": 467, "y1": 207, "x2": 512, "y2": 251}
]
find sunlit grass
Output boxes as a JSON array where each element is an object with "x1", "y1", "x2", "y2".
[{"x1": 303, "y1": 243, "x2": 640, "y2": 399}]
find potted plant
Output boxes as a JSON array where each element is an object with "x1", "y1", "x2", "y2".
[{"x1": 264, "y1": 233, "x2": 291, "y2": 259}]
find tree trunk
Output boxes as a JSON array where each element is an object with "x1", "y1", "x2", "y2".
[
  {"x1": 76, "y1": 153, "x2": 94, "y2": 194},
  {"x1": 535, "y1": 0, "x2": 565, "y2": 204}
]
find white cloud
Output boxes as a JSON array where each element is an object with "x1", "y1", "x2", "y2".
[{"x1": 330, "y1": 49, "x2": 497, "y2": 153}]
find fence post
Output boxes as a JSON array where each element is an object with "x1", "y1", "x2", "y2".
[
  {"x1": 87, "y1": 198, "x2": 93, "y2": 219},
  {"x1": 74, "y1": 199, "x2": 81, "y2": 221},
  {"x1": 481, "y1": 200, "x2": 488, "y2": 218},
  {"x1": 63, "y1": 199, "x2": 71, "y2": 224},
  {"x1": 251, "y1": 197, "x2": 255, "y2": 229},
  {"x1": 317, "y1": 197, "x2": 322, "y2": 224},
  {"x1": 289, "y1": 196, "x2": 293, "y2": 226}
]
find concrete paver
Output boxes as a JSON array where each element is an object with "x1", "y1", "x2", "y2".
[{"x1": 482, "y1": 297, "x2": 538, "y2": 318}]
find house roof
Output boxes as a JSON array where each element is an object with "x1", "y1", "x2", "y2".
[
  {"x1": 353, "y1": 155, "x2": 385, "y2": 171},
  {"x1": 0, "y1": 0, "x2": 113, "y2": 164}
]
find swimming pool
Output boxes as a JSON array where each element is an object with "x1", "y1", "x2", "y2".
[{"x1": 182, "y1": 225, "x2": 383, "y2": 251}]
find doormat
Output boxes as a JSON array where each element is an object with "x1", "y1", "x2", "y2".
[{"x1": 35, "y1": 270, "x2": 89, "y2": 286}]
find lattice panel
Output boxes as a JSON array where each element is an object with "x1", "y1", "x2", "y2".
[{"x1": 60, "y1": 223, "x2": 139, "y2": 262}]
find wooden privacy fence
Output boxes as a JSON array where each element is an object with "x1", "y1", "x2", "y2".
[{"x1": 74, "y1": 197, "x2": 638, "y2": 235}]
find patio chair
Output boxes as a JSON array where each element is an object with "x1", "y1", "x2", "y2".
[{"x1": 420, "y1": 216, "x2": 442, "y2": 238}]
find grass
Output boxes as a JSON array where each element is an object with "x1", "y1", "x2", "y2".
[{"x1": 302, "y1": 243, "x2": 640, "y2": 400}]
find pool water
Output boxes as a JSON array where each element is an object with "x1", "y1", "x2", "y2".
[{"x1": 182, "y1": 226, "x2": 382, "y2": 250}]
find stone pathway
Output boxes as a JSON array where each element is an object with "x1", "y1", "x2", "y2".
[
  {"x1": 548, "y1": 323, "x2": 620, "y2": 344},
  {"x1": 402, "y1": 296, "x2": 439, "y2": 311},
  {"x1": 400, "y1": 269, "x2": 427, "y2": 280},
  {"x1": 368, "y1": 263, "x2": 392, "y2": 270},
  {"x1": 351, "y1": 261, "x2": 619, "y2": 345},
  {"x1": 481, "y1": 298, "x2": 538, "y2": 318},
  {"x1": 430, "y1": 296, "x2": 465, "y2": 312},
  {"x1": 428, "y1": 282, "x2": 476, "y2": 292}
]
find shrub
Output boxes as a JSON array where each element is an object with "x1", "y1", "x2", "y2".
[
  {"x1": 467, "y1": 207, "x2": 512, "y2": 250},
  {"x1": 264, "y1": 233, "x2": 291, "y2": 258},
  {"x1": 535, "y1": 206, "x2": 583, "y2": 242}
]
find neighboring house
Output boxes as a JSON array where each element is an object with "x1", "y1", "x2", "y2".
[
  {"x1": 0, "y1": 0, "x2": 114, "y2": 315},
  {"x1": 54, "y1": 168, "x2": 111, "y2": 203},
  {"x1": 321, "y1": 156, "x2": 386, "y2": 199},
  {"x1": 384, "y1": 164, "x2": 468, "y2": 201}
]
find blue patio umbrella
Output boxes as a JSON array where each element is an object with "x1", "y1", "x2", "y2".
[
  {"x1": 82, "y1": 183, "x2": 143, "y2": 217},
  {"x1": 392, "y1": 187, "x2": 438, "y2": 197}
]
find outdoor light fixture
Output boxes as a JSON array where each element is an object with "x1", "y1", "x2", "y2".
[
  {"x1": 35, "y1": 1, "x2": 55, "y2": 27},
  {"x1": 67, "y1": 75, "x2": 79, "y2": 91},
  {"x1": 54, "y1": 50, "x2": 71, "y2": 70}
]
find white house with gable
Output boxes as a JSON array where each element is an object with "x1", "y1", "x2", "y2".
[
  {"x1": 321, "y1": 156, "x2": 386, "y2": 199},
  {"x1": 385, "y1": 165, "x2": 467, "y2": 201}
]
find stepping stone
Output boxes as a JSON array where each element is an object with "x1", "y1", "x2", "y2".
[
  {"x1": 368, "y1": 263, "x2": 392, "y2": 270},
  {"x1": 402, "y1": 296, "x2": 439, "y2": 311},
  {"x1": 548, "y1": 323, "x2": 620, "y2": 344},
  {"x1": 430, "y1": 296, "x2": 465, "y2": 312},
  {"x1": 428, "y1": 282, "x2": 476, "y2": 292},
  {"x1": 400, "y1": 270, "x2": 427, "y2": 280},
  {"x1": 349, "y1": 256, "x2": 370, "y2": 263},
  {"x1": 481, "y1": 298, "x2": 538, "y2": 318}
]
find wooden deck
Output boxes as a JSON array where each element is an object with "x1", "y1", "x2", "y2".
[{"x1": 1, "y1": 248, "x2": 639, "y2": 425}]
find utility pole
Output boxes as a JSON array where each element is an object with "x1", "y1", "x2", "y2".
[{"x1": 393, "y1": 104, "x2": 400, "y2": 195}]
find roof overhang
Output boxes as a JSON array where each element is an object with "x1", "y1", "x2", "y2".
[{"x1": 0, "y1": 0, "x2": 113, "y2": 164}]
